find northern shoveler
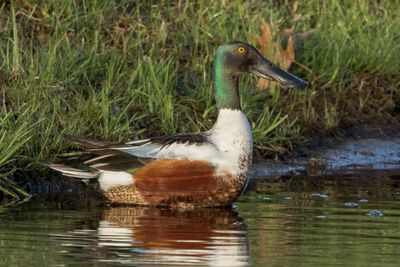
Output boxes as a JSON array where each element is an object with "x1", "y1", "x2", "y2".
[{"x1": 50, "y1": 41, "x2": 309, "y2": 208}]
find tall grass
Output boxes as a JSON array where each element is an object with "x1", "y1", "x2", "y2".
[
  {"x1": 0, "y1": 109, "x2": 32, "y2": 200},
  {"x1": 0, "y1": 110, "x2": 31, "y2": 167},
  {"x1": 0, "y1": 0, "x2": 398, "y2": 172}
]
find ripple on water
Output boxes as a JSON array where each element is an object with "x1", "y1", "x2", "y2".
[
  {"x1": 367, "y1": 210, "x2": 384, "y2": 217},
  {"x1": 344, "y1": 201, "x2": 359, "y2": 207}
]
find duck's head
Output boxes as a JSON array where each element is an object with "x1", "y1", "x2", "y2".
[{"x1": 215, "y1": 41, "x2": 309, "y2": 88}]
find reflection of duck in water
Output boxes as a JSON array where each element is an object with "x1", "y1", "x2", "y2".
[
  {"x1": 58, "y1": 207, "x2": 249, "y2": 266},
  {"x1": 100, "y1": 207, "x2": 249, "y2": 266}
]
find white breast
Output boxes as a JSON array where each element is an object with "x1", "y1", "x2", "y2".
[{"x1": 210, "y1": 109, "x2": 253, "y2": 175}]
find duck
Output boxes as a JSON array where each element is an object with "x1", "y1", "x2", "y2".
[{"x1": 50, "y1": 41, "x2": 309, "y2": 208}]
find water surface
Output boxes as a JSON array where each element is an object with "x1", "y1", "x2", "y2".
[{"x1": 0, "y1": 174, "x2": 399, "y2": 266}]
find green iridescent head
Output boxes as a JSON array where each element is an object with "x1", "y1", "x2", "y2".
[{"x1": 213, "y1": 41, "x2": 309, "y2": 110}]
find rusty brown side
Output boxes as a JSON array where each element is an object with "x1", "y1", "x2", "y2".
[{"x1": 104, "y1": 160, "x2": 248, "y2": 207}]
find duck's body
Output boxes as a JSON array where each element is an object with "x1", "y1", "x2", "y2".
[
  {"x1": 50, "y1": 41, "x2": 308, "y2": 207},
  {"x1": 52, "y1": 109, "x2": 252, "y2": 207}
]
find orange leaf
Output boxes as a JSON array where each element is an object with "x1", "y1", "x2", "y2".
[
  {"x1": 279, "y1": 35, "x2": 295, "y2": 69},
  {"x1": 259, "y1": 20, "x2": 271, "y2": 54},
  {"x1": 254, "y1": 20, "x2": 273, "y2": 90},
  {"x1": 257, "y1": 78, "x2": 270, "y2": 91}
]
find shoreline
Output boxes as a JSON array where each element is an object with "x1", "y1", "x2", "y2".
[{"x1": 2, "y1": 136, "x2": 399, "y2": 205}]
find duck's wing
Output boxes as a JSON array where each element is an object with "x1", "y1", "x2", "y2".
[
  {"x1": 108, "y1": 132, "x2": 216, "y2": 160},
  {"x1": 49, "y1": 133, "x2": 218, "y2": 178}
]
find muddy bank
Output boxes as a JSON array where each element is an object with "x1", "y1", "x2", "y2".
[{"x1": 251, "y1": 138, "x2": 400, "y2": 179}]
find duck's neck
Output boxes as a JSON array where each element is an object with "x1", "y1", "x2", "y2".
[{"x1": 214, "y1": 52, "x2": 241, "y2": 110}]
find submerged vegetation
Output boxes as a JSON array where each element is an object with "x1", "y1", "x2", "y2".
[{"x1": 0, "y1": 0, "x2": 399, "y2": 197}]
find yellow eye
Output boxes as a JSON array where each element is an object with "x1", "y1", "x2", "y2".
[{"x1": 238, "y1": 47, "x2": 245, "y2": 53}]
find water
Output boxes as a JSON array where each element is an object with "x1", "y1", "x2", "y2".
[{"x1": 1, "y1": 174, "x2": 399, "y2": 266}]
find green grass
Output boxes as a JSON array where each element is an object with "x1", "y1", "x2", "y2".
[
  {"x1": 0, "y1": 109, "x2": 32, "y2": 200},
  {"x1": 0, "y1": 0, "x2": 399, "y2": 192}
]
